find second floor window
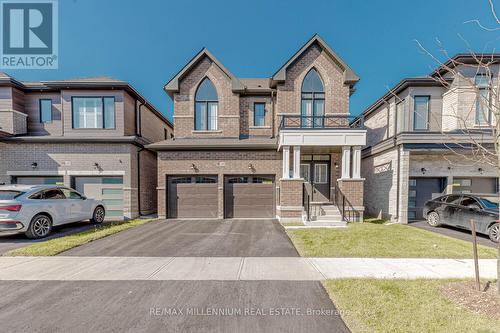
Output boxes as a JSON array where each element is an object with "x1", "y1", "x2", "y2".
[
  {"x1": 475, "y1": 73, "x2": 491, "y2": 125},
  {"x1": 39, "y1": 99, "x2": 52, "y2": 123},
  {"x1": 301, "y1": 69, "x2": 325, "y2": 128},
  {"x1": 413, "y1": 96, "x2": 429, "y2": 130},
  {"x1": 195, "y1": 78, "x2": 218, "y2": 131},
  {"x1": 72, "y1": 97, "x2": 115, "y2": 129},
  {"x1": 254, "y1": 103, "x2": 266, "y2": 126}
]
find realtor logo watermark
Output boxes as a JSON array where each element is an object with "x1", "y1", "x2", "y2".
[{"x1": 1, "y1": 0, "x2": 58, "y2": 69}]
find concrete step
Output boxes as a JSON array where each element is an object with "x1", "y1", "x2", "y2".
[
  {"x1": 315, "y1": 214, "x2": 342, "y2": 221},
  {"x1": 305, "y1": 220, "x2": 347, "y2": 227}
]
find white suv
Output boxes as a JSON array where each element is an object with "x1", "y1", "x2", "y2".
[{"x1": 0, "y1": 185, "x2": 106, "y2": 239}]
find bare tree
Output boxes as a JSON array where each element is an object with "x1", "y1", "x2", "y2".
[{"x1": 415, "y1": 0, "x2": 499, "y2": 293}]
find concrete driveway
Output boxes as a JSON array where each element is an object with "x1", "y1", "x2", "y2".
[
  {"x1": 62, "y1": 219, "x2": 299, "y2": 257},
  {"x1": 0, "y1": 221, "x2": 115, "y2": 255},
  {"x1": 409, "y1": 220, "x2": 497, "y2": 248}
]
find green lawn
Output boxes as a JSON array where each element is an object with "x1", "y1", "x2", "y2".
[
  {"x1": 287, "y1": 222, "x2": 498, "y2": 258},
  {"x1": 4, "y1": 219, "x2": 152, "y2": 256},
  {"x1": 323, "y1": 279, "x2": 500, "y2": 333}
]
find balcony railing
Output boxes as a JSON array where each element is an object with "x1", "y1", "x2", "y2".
[{"x1": 279, "y1": 115, "x2": 363, "y2": 130}]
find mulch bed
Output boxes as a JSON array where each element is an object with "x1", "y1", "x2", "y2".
[{"x1": 439, "y1": 281, "x2": 500, "y2": 320}]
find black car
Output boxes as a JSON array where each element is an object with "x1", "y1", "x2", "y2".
[{"x1": 423, "y1": 194, "x2": 499, "y2": 243}]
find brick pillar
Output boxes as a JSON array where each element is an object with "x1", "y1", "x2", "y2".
[
  {"x1": 278, "y1": 178, "x2": 304, "y2": 222},
  {"x1": 337, "y1": 178, "x2": 364, "y2": 222}
]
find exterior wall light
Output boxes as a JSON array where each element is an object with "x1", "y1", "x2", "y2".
[
  {"x1": 31, "y1": 162, "x2": 38, "y2": 169},
  {"x1": 94, "y1": 162, "x2": 100, "y2": 170},
  {"x1": 248, "y1": 163, "x2": 255, "y2": 173},
  {"x1": 478, "y1": 168, "x2": 484, "y2": 174},
  {"x1": 190, "y1": 163, "x2": 198, "y2": 172},
  {"x1": 420, "y1": 167, "x2": 426, "y2": 174}
]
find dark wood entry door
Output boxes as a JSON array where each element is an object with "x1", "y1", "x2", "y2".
[{"x1": 300, "y1": 161, "x2": 330, "y2": 202}]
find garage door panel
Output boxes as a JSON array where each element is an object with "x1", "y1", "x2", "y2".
[
  {"x1": 167, "y1": 177, "x2": 218, "y2": 218},
  {"x1": 73, "y1": 179, "x2": 124, "y2": 221},
  {"x1": 224, "y1": 177, "x2": 275, "y2": 218}
]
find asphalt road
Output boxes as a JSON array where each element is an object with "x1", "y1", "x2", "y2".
[
  {"x1": 63, "y1": 219, "x2": 299, "y2": 257},
  {"x1": 409, "y1": 220, "x2": 498, "y2": 248},
  {"x1": 0, "y1": 280, "x2": 349, "y2": 333},
  {"x1": 0, "y1": 221, "x2": 114, "y2": 255}
]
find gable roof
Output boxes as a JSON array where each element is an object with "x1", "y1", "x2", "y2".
[
  {"x1": 271, "y1": 34, "x2": 360, "y2": 86},
  {"x1": 164, "y1": 48, "x2": 244, "y2": 97}
]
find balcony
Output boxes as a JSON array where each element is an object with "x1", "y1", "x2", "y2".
[
  {"x1": 0, "y1": 110, "x2": 27, "y2": 136},
  {"x1": 279, "y1": 115, "x2": 363, "y2": 130},
  {"x1": 278, "y1": 115, "x2": 366, "y2": 149}
]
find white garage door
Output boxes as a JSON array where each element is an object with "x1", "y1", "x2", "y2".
[{"x1": 73, "y1": 176, "x2": 124, "y2": 220}]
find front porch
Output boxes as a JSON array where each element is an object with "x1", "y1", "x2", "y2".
[{"x1": 276, "y1": 116, "x2": 367, "y2": 224}]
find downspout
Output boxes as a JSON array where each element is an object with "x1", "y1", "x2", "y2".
[
  {"x1": 136, "y1": 101, "x2": 145, "y2": 137},
  {"x1": 395, "y1": 140, "x2": 400, "y2": 221},
  {"x1": 137, "y1": 147, "x2": 143, "y2": 216},
  {"x1": 271, "y1": 90, "x2": 276, "y2": 138},
  {"x1": 135, "y1": 100, "x2": 145, "y2": 216}
]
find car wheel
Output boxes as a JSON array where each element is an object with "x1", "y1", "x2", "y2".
[
  {"x1": 25, "y1": 214, "x2": 53, "y2": 239},
  {"x1": 426, "y1": 211, "x2": 441, "y2": 227},
  {"x1": 90, "y1": 206, "x2": 105, "y2": 224},
  {"x1": 488, "y1": 223, "x2": 499, "y2": 243}
]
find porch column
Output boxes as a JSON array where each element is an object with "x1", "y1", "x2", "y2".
[
  {"x1": 293, "y1": 146, "x2": 301, "y2": 179},
  {"x1": 352, "y1": 146, "x2": 361, "y2": 179},
  {"x1": 341, "y1": 146, "x2": 351, "y2": 179},
  {"x1": 282, "y1": 146, "x2": 290, "y2": 179}
]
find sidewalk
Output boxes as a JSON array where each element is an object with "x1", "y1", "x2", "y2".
[{"x1": 0, "y1": 256, "x2": 497, "y2": 281}]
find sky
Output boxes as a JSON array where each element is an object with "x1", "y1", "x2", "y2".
[{"x1": 3, "y1": 0, "x2": 499, "y2": 121}]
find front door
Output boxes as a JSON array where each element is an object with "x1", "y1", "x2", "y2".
[{"x1": 300, "y1": 155, "x2": 330, "y2": 203}]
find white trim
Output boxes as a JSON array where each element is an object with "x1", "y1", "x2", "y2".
[
  {"x1": 173, "y1": 115, "x2": 192, "y2": 118},
  {"x1": 337, "y1": 178, "x2": 365, "y2": 181},
  {"x1": 0, "y1": 110, "x2": 28, "y2": 117},
  {"x1": 67, "y1": 170, "x2": 125, "y2": 176},
  {"x1": 279, "y1": 129, "x2": 366, "y2": 149},
  {"x1": 341, "y1": 146, "x2": 351, "y2": 179},
  {"x1": 191, "y1": 130, "x2": 223, "y2": 134},
  {"x1": 7, "y1": 170, "x2": 65, "y2": 176}
]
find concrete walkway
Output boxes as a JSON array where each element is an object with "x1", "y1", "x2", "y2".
[{"x1": 0, "y1": 256, "x2": 497, "y2": 280}]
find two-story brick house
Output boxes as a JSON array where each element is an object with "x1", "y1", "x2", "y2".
[
  {"x1": 359, "y1": 54, "x2": 499, "y2": 223},
  {"x1": 149, "y1": 35, "x2": 367, "y2": 224},
  {"x1": 0, "y1": 73, "x2": 173, "y2": 220}
]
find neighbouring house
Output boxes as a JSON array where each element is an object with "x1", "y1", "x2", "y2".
[
  {"x1": 0, "y1": 73, "x2": 173, "y2": 220},
  {"x1": 148, "y1": 34, "x2": 367, "y2": 224},
  {"x1": 358, "y1": 54, "x2": 500, "y2": 223}
]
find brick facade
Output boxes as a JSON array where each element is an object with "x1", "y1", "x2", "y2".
[
  {"x1": 278, "y1": 179, "x2": 304, "y2": 221},
  {"x1": 157, "y1": 150, "x2": 282, "y2": 218},
  {"x1": 160, "y1": 36, "x2": 365, "y2": 222}
]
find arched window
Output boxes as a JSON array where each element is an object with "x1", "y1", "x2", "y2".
[
  {"x1": 301, "y1": 69, "x2": 324, "y2": 127},
  {"x1": 195, "y1": 78, "x2": 218, "y2": 130}
]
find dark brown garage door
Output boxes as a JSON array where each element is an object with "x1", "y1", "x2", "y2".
[
  {"x1": 167, "y1": 176, "x2": 218, "y2": 218},
  {"x1": 224, "y1": 176, "x2": 275, "y2": 218}
]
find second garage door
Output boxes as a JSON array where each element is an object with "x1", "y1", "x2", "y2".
[
  {"x1": 167, "y1": 175, "x2": 218, "y2": 218},
  {"x1": 224, "y1": 175, "x2": 275, "y2": 218}
]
